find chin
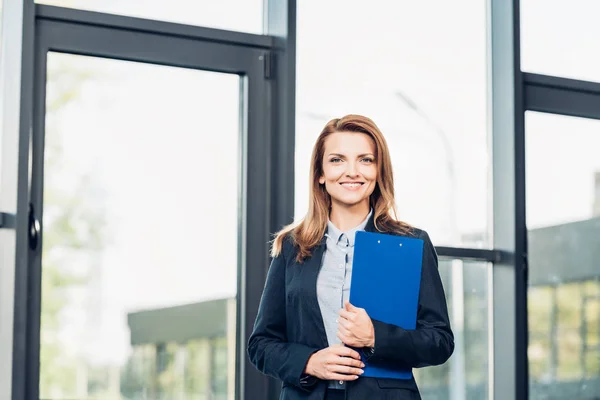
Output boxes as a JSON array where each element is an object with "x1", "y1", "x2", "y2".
[{"x1": 334, "y1": 197, "x2": 369, "y2": 208}]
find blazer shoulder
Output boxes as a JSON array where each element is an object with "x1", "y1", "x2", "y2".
[
  {"x1": 278, "y1": 233, "x2": 299, "y2": 260},
  {"x1": 410, "y1": 228, "x2": 439, "y2": 261},
  {"x1": 406, "y1": 226, "x2": 432, "y2": 244},
  {"x1": 385, "y1": 223, "x2": 428, "y2": 241}
]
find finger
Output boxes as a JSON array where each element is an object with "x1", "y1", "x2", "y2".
[
  {"x1": 329, "y1": 364, "x2": 364, "y2": 376},
  {"x1": 333, "y1": 356, "x2": 365, "y2": 368},
  {"x1": 331, "y1": 344, "x2": 361, "y2": 360},
  {"x1": 339, "y1": 309, "x2": 354, "y2": 320},
  {"x1": 346, "y1": 301, "x2": 360, "y2": 312},
  {"x1": 337, "y1": 331, "x2": 349, "y2": 345},
  {"x1": 338, "y1": 318, "x2": 352, "y2": 330},
  {"x1": 338, "y1": 333, "x2": 358, "y2": 348},
  {"x1": 337, "y1": 325, "x2": 351, "y2": 337}
]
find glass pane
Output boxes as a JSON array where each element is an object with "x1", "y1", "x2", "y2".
[
  {"x1": 40, "y1": 52, "x2": 240, "y2": 400},
  {"x1": 526, "y1": 112, "x2": 600, "y2": 399},
  {"x1": 37, "y1": 0, "x2": 263, "y2": 34},
  {"x1": 521, "y1": 0, "x2": 600, "y2": 83},
  {"x1": 295, "y1": 0, "x2": 488, "y2": 247},
  {"x1": 415, "y1": 260, "x2": 490, "y2": 399},
  {"x1": 0, "y1": 0, "x2": 3, "y2": 59},
  {"x1": 0, "y1": 0, "x2": 4, "y2": 170}
]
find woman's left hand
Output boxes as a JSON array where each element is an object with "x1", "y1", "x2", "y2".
[{"x1": 337, "y1": 301, "x2": 375, "y2": 348}]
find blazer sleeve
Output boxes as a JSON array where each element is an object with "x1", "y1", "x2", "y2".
[
  {"x1": 363, "y1": 230, "x2": 455, "y2": 368},
  {"x1": 247, "y1": 244, "x2": 320, "y2": 390}
]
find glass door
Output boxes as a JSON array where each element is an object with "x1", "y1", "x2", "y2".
[
  {"x1": 40, "y1": 52, "x2": 241, "y2": 400},
  {"x1": 29, "y1": 10, "x2": 271, "y2": 400}
]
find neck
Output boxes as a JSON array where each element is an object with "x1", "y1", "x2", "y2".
[{"x1": 329, "y1": 201, "x2": 371, "y2": 232}]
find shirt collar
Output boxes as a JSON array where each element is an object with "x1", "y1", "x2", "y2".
[{"x1": 326, "y1": 208, "x2": 373, "y2": 247}]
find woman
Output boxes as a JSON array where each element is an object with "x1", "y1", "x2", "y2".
[{"x1": 247, "y1": 115, "x2": 454, "y2": 400}]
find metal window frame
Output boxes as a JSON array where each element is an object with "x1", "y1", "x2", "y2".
[
  {"x1": 436, "y1": 247, "x2": 514, "y2": 264},
  {"x1": 523, "y1": 73, "x2": 600, "y2": 120},
  {"x1": 489, "y1": 0, "x2": 526, "y2": 399},
  {"x1": 35, "y1": 4, "x2": 275, "y2": 50}
]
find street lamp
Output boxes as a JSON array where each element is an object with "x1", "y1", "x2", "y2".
[{"x1": 394, "y1": 90, "x2": 457, "y2": 242}]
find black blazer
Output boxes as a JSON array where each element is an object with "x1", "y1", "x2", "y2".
[{"x1": 247, "y1": 216, "x2": 454, "y2": 400}]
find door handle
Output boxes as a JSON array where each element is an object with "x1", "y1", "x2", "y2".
[{"x1": 29, "y1": 203, "x2": 41, "y2": 251}]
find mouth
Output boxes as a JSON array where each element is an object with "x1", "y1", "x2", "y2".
[{"x1": 339, "y1": 182, "x2": 364, "y2": 189}]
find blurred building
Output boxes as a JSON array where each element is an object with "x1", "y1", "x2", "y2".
[{"x1": 124, "y1": 298, "x2": 236, "y2": 399}]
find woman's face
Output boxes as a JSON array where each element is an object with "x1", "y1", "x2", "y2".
[{"x1": 319, "y1": 131, "x2": 378, "y2": 211}]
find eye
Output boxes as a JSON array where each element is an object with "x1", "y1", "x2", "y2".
[
  {"x1": 362, "y1": 157, "x2": 375, "y2": 163},
  {"x1": 330, "y1": 157, "x2": 343, "y2": 163}
]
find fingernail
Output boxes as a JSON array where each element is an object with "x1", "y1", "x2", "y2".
[
  {"x1": 361, "y1": 363, "x2": 365, "y2": 368},
  {"x1": 359, "y1": 369, "x2": 364, "y2": 374}
]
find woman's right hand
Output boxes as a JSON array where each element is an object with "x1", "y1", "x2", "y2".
[{"x1": 304, "y1": 344, "x2": 365, "y2": 381}]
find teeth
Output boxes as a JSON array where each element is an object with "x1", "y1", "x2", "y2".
[{"x1": 342, "y1": 183, "x2": 361, "y2": 188}]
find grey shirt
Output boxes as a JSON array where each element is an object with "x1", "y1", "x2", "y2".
[{"x1": 317, "y1": 209, "x2": 372, "y2": 389}]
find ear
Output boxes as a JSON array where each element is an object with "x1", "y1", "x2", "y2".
[{"x1": 318, "y1": 176, "x2": 325, "y2": 185}]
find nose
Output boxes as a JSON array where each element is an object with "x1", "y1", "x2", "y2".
[{"x1": 345, "y1": 161, "x2": 359, "y2": 177}]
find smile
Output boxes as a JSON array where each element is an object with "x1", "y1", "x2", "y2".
[{"x1": 340, "y1": 182, "x2": 364, "y2": 189}]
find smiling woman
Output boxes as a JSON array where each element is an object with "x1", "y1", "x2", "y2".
[
  {"x1": 272, "y1": 115, "x2": 413, "y2": 262},
  {"x1": 247, "y1": 114, "x2": 454, "y2": 400}
]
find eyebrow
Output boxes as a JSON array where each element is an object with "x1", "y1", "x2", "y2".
[{"x1": 327, "y1": 153, "x2": 375, "y2": 158}]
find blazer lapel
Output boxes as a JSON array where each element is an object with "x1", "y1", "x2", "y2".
[
  {"x1": 303, "y1": 237, "x2": 329, "y2": 348},
  {"x1": 365, "y1": 212, "x2": 376, "y2": 232}
]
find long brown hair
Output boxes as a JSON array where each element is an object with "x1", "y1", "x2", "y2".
[{"x1": 272, "y1": 114, "x2": 412, "y2": 262}]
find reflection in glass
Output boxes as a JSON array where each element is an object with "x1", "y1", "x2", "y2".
[
  {"x1": 295, "y1": 0, "x2": 488, "y2": 247},
  {"x1": 415, "y1": 260, "x2": 490, "y2": 400},
  {"x1": 40, "y1": 53, "x2": 240, "y2": 399},
  {"x1": 36, "y1": 0, "x2": 263, "y2": 34},
  {"x1": 526, "y1": 112, "x2": 600, "y2": 399}
]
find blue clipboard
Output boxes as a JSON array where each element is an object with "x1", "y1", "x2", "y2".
[{"x1": 349, "y1": 231, "x2": 424, "y2": 379}]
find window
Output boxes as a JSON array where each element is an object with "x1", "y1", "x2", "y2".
[
  {"x1": 416, "y1": 260, "x2": 491, "y2": 399},
  {"x1": 521, "y1": 0, "x2": 600, "y2": 83},
  {"x1": 40, "y1": 53, "x2": 240, "y2": 399},
  {"x1": 526, "y1": 112, "x2": 600, "y2": 399},
  {"x1": 37, "y1": 0, "x2": 264, "y2": 34},
  {"x1": 295, "y1": 0, "x2": 489, "y2": 247},
  {"x1": 0, "y1": 0, "x2": 5, "y2": 169}
]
